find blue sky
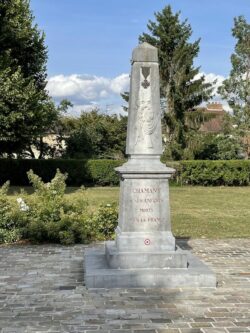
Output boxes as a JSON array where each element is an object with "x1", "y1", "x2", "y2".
[{"x1": 30, "y1": 0, "x2": 250, "y2": 115}]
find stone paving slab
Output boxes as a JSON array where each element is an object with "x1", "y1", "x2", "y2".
[{"x1": 0, "y1": 239, "x2": 249, "y2": 333}]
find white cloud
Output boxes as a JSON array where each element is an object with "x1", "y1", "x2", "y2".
[
  {"x1": 195, "y1": 72, "x2": 232, "y2": 112},
  {"x1": 47, "y1": 71, "x2": 231, "y2": 116},
  {"x1": 67, "y1": 104, "x2": 99, "y2": 117},
  {"x1": 47, "y1": 73, "x2": 130, "y2": 115},
  {"x1": 110, "y1": 74, "x2": 130, "y2": 94},
  {"x1": 194, "y1": 72, "x2": 225, "y2": 94}
]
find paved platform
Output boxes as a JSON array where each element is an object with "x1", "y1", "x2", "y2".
[
  {"x1": 0, "y1": 239, "x2": 249, "y2": 333},
  {"x1": 85, "y1": 244, "x2": 216, "y2": 288}
]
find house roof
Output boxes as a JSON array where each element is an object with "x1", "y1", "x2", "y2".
[{"x1": 199, "y1": 103, "x2": 226, "y2": 133}]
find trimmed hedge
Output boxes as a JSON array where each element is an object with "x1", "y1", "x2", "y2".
[
  {"x1": 178, "y1": 160, "x2": 250, "y2": 186},
  {"x1": 86, "y1": 159, "x2": 123, "y2": 186},
  {"x1": 0, "y1": 159, "x2": 250, "y2": 187},
  {"x1": 0, "y1": 159, "x2": 124, "y2": 186}
]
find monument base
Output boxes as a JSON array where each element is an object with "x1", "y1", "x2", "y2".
[
  {"x1": 106, "y1": 241, "x2": 187, "y2": 268},
  {"x1": 114, "y1": 228, "x2": 176, "y2": 252},
  {"x1": 84, "y1": 242, "x2": 216, "y2": 289}
]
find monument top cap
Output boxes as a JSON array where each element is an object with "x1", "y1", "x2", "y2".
[{"x1": 132, "y1": 42, "x2": 158, "y2": 63}]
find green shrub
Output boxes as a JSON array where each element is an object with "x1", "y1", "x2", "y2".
[
  {"x1": 0, "y1": 181, "x2": 22, "y2": 243},
  {"x1": 0, "y1": 158, "x2": 124, "y2": 186},
  {"x1": 0, "y1": 159, "x2": 89, "y2": 186},
  {"x1": 0, "y1": 169, "x2": 119, "y2": 245},
  {"x1": 86, "y1": 160, "x2": 123, "y2": 186},
  {"x1": 91, "y1": 203, "x2": 118, "y2": 240},
  {"x1": 1, "y1": 158, "x2": 250, "y2": 189},
  {"x1": 179, "y1": 160, "x2": 250, "y2": 186},
  {"x1": 0, "y1": 228, "x2": 21, "y2": 244},
  {"x1": 21, "y1": 169, "x2": 91, "y2": 244},
  {"x1": 165, "y1": 161, "x2": 182, "y2": 184}
]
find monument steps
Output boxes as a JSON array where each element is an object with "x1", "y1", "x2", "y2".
[
  {"x1": 84, "y1": 246, "x2": 216, "y2": 288},
  {"x1": 105, "y1": 241, "x2": 188, "y2": 269}
]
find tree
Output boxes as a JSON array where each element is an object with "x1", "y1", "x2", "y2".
[
  {"x1": 0, "y1": 0, "x2": 58, "y2": 157},
  {"x1": 26, "y1": 100, "x2": 74, "y2": 159},
  {"x1": 219, "y1": 16, "x2": 250, "y2": 158},
  {"x1": 194, "y1": 134, "x2": 244, "y2": 160},
  {"x1": 64, "y1": 110, "x2": 127, "y2": 160},
  {"x1": 0, "y1": 68, "x2": 57, "y2": 157},
  {"x1": 139, "y1": 5, "x2": 214, "y2": 159},
  {"x1": 0, "y1": 0, "x2": 47, "y2": 89}
]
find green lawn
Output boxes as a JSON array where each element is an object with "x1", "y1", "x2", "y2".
[
  {"x1": 169, "y1": 186, "x2": 250, "y2": 238},
  {"x1": 8, "y1": 186, "x2": 250, "y2": 239}
]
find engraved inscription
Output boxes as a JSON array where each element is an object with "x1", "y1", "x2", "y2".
[
  {"x1": 130, "y1": 186, "x2": 165, "y2": 228},
  {"x1": 132, "y1": 187, "x2": 160, "y2": 193},
  {"x1": 133, "y1": 217, "x2": 163, "y2": 224},
  {"x1": 134, "y1": 198, "x2": 163, "y2": 204},
  {"x1": 140, "y1": 208, "x2": 153, "y2": 213}
]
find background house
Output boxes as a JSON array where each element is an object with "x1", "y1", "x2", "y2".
[{"x1": 199, "y1": 103, "x2": 226, "y2": 133}]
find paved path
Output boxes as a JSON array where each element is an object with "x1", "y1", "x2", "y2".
[{"x1": 0, "y1": 239, "x2": 250, "y2": 333}]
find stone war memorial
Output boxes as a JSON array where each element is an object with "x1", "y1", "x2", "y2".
[{"x1": 85, "y1": 43, "x2": 216, "y2": 288}]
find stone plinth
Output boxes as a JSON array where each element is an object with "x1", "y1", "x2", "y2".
[
  {"x1": 114, "y1": 161, "x2": 175, "y2": 253},
  {"x1": 84, "y1": 246, "x2": 216, "y2": 288},
  {"x1": 84, "y1": 43, "x2": 216, "y2": 288},
  {"x1": 105, "y1": 241, "x2": 188, "y2": 269}
]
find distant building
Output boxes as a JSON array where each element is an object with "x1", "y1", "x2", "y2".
[
  {"x1": 31, "y1": 134, "x2": 66, "y2": 159},
  {"x1": 199, "y1": 103, "x2": 226, "y2": 133},
  {"x1": 243, "y1": 135, "x2": 250, "y2": 158},
  {"x1": 199, "y1": 103, "x2": 250, "y2": 158}
]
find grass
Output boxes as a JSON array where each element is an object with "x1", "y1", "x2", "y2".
[
  {"x1": 8, "y1": 185, "x2": 250, "y2": 239},
  {"x1": 169, "y1": 186, "x2": 250, "y2": 238}
]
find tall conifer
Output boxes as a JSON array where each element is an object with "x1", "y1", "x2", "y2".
[{"x1": 139, "y1": 6, "x2": 214, "y2": 159}]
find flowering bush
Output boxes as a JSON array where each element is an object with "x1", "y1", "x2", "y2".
[
  {"x1": 0, "y1": 169, "x2": 119, "y2": 245},
  {"x1": 0, "y1": 181, "x2": 22, "y2": 243},
  {"x1": 16, "y1": 197, "x2": 29, "y2": 212},
  {"x1": 22, "y1": 169, "x2": 88, "y2": 244}
]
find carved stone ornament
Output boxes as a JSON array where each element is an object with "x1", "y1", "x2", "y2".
[{"x1": 141, "y1": 67, "x2": 150, "y2": 89}]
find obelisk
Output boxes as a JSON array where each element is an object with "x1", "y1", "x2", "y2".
[
  {"x1": 84, "y1": 43, "x2": 216, "y2": 288},
  {"x1": 109, "y1": 42, "x2": 176, "y2": 256}
]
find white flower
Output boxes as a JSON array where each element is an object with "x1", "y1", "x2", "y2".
[
  {"x1": 20, "y1": 204, "x2": 29, "y2": 212},
  {"x1": 17, "y1": 197, "x2": 29, "y2": 212},
  {"x1": 16, "y1": 197, "x2": 23, "y2": 204},
  {"x1": 106, "y1": 204, "x2": 111, "y2": 207}
]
